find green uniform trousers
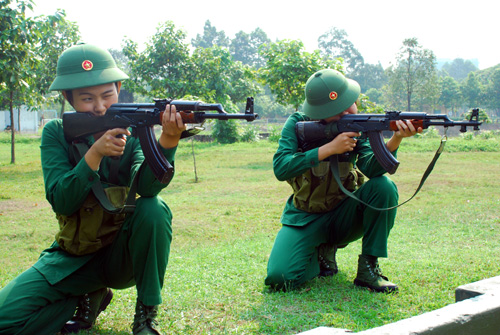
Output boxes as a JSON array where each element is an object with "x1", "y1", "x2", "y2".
[
  {"x1": 0, "y1": 196, "x2": 172, "y2": 335},
  {"x1": 265, "y1": 175, "x2": 398, "y2": 290}
]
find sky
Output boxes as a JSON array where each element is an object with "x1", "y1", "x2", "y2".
[{"x1": 29, "y1": 0, "x2": 499, "y2": 70}]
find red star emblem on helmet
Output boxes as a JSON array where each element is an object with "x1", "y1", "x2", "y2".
[
  {"x1": 329, "y1": 91, "x2": 338, "y2": 100},
  {"x1": 82, "y1": 60, "x2": 93, "y2": 71}
]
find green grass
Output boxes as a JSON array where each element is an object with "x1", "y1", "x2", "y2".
[{"x1": 1, "y1": 133, "x2": 499, "y2": 334}]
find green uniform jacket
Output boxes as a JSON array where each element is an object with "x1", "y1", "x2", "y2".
[
  {"x1": 34, "y1": 119, "x2": 177, "y2": 285},
  {"x1": 273, "y1": 112, "x2": 397, "y2": 227}
]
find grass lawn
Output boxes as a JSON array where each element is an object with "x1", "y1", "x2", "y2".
[{"x1": 0, "y1": 133, "x2": 499, "y2": 334}]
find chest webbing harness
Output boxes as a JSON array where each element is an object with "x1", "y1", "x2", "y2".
[
  {"x1": 330, "y1": 133, "x2": 448, "y2": 211},
  {"x1": 71, "y1": 140, "x2": 138, "y2": 214}
]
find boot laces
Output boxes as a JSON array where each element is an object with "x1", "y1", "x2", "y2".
[
  {"x1": 133, "y1": 302, "x2": 159, "y2": 332},
  {"x1": 318, "y1": 244, "x2": 338, "y2": 271},
  {"x1": 318, "y1": 254, "x2": 331, "y2": 269},
  {"x1": 366, "y1": 260, "x2": 388, "y2": 280},
  {"x1": 74, "y1": 294, "x2": 92, "y2": 322}
]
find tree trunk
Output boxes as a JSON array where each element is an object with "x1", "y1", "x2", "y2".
[
  {"x1": 407, "y1": 92, "x2": 412, "y2": 112},
  {"x1": 9, "y1": 91, "x2": 15, "y2": 164}
]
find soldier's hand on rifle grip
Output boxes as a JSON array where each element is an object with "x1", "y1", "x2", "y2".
[
  {"x1": 159, "y1": 104, "x2": 187, "y2": 149},
  {"x1": 318, "y1": 131, "x2": 360, "y2": 161},
  {"x1": 85, "y1": 128, "x2": 130, "y2": 171}
]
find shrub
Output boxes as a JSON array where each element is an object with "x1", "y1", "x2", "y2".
[
  {"x1": 239, "y1": 125, "x2": 261, "y2": 142},
  {"x1": 460, "y1": 132, "x2": 475, "y2": 140},
  {"x1": 478, "y1": 130, "x2": 494, "y2": 139},
  {"x1": 422, "y1": 126, "x2": 440, "y2": 138},
  {"x1": 267, "y1": 125, "x2": 282, "y2": 143},
  {"x1": 211, "y1": 120, "x2": 239, "y2": 144}
]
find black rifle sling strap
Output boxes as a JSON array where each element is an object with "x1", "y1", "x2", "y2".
[
  {"x1": 72, "y1": 141, "x2": 137, "y2": 214},
  {"x1": 330, "y1": 134, "x2": 448, "y2": 211}
]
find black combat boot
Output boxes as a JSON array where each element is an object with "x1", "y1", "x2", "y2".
[
  {"x1": 318, "y1": 243, "x2": 339, "y2": 277},
  {"x1": 61, "y1": 288, "x2": 113, "y2": 333},
  {"x1": 132, "y1": 299, "x2": 161, "y2": 335}
]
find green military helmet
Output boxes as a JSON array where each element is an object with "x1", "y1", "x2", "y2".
[
  {"x1": 49, "y1": 43, "x2": 129, "y2": 91},
  {"x1": 302, "y1": 69, "x2": 360, "y2": 120}
]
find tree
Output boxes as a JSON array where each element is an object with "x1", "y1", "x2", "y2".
[
  {"x1": 259, "y1": 39, "x2": 342, "y2": 111},
  {"x1": 189, "y1": 46, "x2": 260, "y2": 143},
  {"x1": 460, "y1": 72, "x2": 483, "y2": 109},
  {"x1": 32, "y1": 10, "x2": 80, "y2": 116},
  {"x1": 252, "y1": 88, "x2": 295, "y2": 119},
  {"x1": 123, "y1": 21, "x2": 193, "y2": 99},
  {"x1": 318, "y1": 27, "x2": 364, "y2": 73},
  {"x1": 485, "y1": 68, "x2": 500, "y2": 118},
  {"x1": 191, "y1": 20, "x2": 229, "y2": 49},
  {"x1": 441, "y1": 58, "x2": 478, "y2": 82},
  {"x1": 0, "y1": 0, "x2": 62, "y2": 163},
  {"x1": 230, "y1": 28, "x2": 271, "y2": 68},
  {"x1": 1, "y1": 0, "x2": 35, "y2": 163},
  {"x1": 385, "y1": 38, "x2": 438, "y2": 111},
  {"x1": 364, "y1": 88, "x2": 383, "y2": 106},
  {"x1": 438, "y1": 76, "x2": 462, "y2": 116},
  {"x1": 350, "y1": 63, "x2": 387, "y2": 92},
  {"x1": 123, "y1": 20, "x2": 260, "y2": 143},
  {"x1": 189, "y1": 46, "x2": 259, "y2": 104},
  {"x1": 356, "y1": 93, "x2": 384, "y2": 114},
  {"x1": 463, "y1": 108, "x2": 491, "y2": 123},
  {"x1": 108, "y1": 48, "x2": 133, "y2": 103}
]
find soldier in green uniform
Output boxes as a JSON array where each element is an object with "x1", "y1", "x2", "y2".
[
  {"x1": 0, "y1": 43, "x2": 185, "y2": 334},
  {"x1": 265, "y1": 69, "x2": 421, "y2": 293}
]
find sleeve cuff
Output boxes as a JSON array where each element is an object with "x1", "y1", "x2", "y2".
[
  {"x1": 391, "y1": 147, "x2": 399, "y2": 159},
  {"x1": 305, "y1": 148, "x2": 320, "y2": 168},
  {"x1": 74, "y1": 156, "x2": 100, "y2": 185}
]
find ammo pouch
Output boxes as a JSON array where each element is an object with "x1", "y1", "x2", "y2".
[
  {"x1": 55, "y1": 186, "x2": 129, "y2": 255},
  {"x1": 55, "y1": 141, "x2": 137, "y2": 255},
  {"x1": 287, "y1": 159, "x2": 365, "y2": 213}
]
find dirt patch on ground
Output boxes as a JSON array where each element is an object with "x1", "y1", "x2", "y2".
[{"x1": 0, "y1": 200, "x2": 50, "y2": 215}]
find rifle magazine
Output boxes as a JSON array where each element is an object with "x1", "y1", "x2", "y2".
[
  {"x1": 367, "y1": 131, "x2": 400, "y2": 174},
  {"x1": 137, "y1": 126, "x2": 174, "y2": 184}
]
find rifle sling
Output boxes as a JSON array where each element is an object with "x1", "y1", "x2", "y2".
[
  {"x1": 73, "y1": 141, "x2": 137, "y2": 214},
  {"x1": 330, "y1": 135, "x2": 447, "y2": 211}
]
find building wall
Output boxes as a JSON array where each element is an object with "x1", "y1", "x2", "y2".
[{"x1": 0, "y1": 106, "x2": 40, "y2": 133}]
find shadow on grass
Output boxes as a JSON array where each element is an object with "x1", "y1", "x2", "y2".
[{"x1": 245, "y1": 270, "x2": 398, "y2": 334}]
